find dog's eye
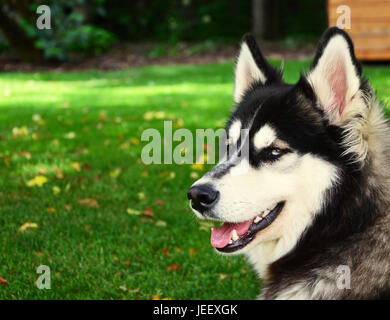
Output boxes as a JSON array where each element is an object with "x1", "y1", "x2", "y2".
[
  {"x1": 271, "y1": 148, "x2": 282, "y2": 157},
  {"x1": 261, "y1": 147, "x2": 287, "y2": 161}
]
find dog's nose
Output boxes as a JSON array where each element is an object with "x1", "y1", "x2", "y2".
[{"x1": 187, "y1": 185, "x2": 219, "y2": 212}]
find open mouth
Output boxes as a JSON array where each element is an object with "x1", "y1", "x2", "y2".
[{"x1": 211, "y1": 202, "x2": 285, "y2": 253}]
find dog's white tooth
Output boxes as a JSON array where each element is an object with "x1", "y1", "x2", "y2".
[
  {"x1": 254, "y1": 216, "x2": 261, "y2": 223},
  {"x1": 232, "y1": 229, "x2": 239, "y2": 241},
  {"x1": 264, "y1": 209, "x2": 271, "y2": 216},
  {"x1": 229, "y1": 240, "x2": 233, "y2": 244}
]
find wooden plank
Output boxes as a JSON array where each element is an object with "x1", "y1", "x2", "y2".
[
  {"x1": 355, "y1": 48, "x2": 390, "y2": 60},
  {"x1": 328, "y1": 0, "x2": 390, "y2": 59},
  {"x1": 328, "y1": 8, "x2": 390, "y2": 20},
  {"x1": 329, "y1": 0, "x2": 390, "y2": 6}
]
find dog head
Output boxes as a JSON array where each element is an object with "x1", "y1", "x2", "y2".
[{"x1": 188, "y1": 27, "x2": 370, "y2": 256}]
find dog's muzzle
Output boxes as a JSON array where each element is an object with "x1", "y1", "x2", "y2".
[{"x1": 187, "y1": 184, "x2": 220, "y2": 214}]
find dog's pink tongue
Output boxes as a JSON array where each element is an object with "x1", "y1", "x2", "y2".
[{"x1": 211, "y1": 220, "x2": 253, "y2": 248}]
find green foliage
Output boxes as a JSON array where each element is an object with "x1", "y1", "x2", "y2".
[{"x1": 102, "y1": 0, "x2": 251, "y2": 43}]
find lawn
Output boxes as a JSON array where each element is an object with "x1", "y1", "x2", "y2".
[{"x1": 0, "y1": 60, "x2": 389, "y2": 299}]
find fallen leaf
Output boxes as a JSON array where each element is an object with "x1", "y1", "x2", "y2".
[
  {"x1": 140, "y1": 217, "x2": 154, "y2": 224},
  {"x1": 155, "y1": 200, "x2": 164, "y2": 207},
  {"x1": 99, "y1": 112, "x2": 107, "y2": 122},
  {"x1": 109, "y1": 168, "x2": 122, "y2": 179},
  {"x1": 130, "y1": 137, "x2": 140, "y2": 146},
  {"x1": 124, "y1": 260, "x2": 131, "y2": 266},
  {"x1": 162, "y1": 248, "x2": 169, "y2": 256},
  {"x1": 65, "y1": 204, "x2": 72, "y2": 212},
  {"x1": 52, "y1": 186, "x2": 61, "y2": 195},
  {"x1": 163, "y1": 297, "x2": 173, "y2": 300},
  {"x1": 82, "y1": 163, "x2": 92, "y2": 171},
  {"x1": 64, "y1": 132, "x2": 76, "y2": 139},
  {"x1": 142, "y1": 208, "x2": 154, "y2": 217},
  {"x1": 0, "y1": 277, "x2": 7, "y2": 287},
  {"x1": 218, "y1": 274, "x2": 228, "y2": 281},
  {"x1": 155, "y1": 220, "x2": 167, "y2": 227},
  {"x1": 190, "y1": 172, "x2": 199, "y2": 179},
  {"x1": 47, "y1": 207, "x2": 56, "y2": 213},
  {"x1": 175, "y1": 248, "x2": 182, "y2": 253},
  {"x1": 137, "y1": 192, "x2": 146, "y2": 200},
  {"x1": 54, "y1": 168, "x2": 64, "y2": 179},
  {"x1": 3, "y1": 158, "x2": 10, "y2": 167},
  {"x1": 19, "y1": 222, "x2": 38, "y2": 232},
  {"x1": 127, "y1": 208, "x2": 141, "y2": 215},
  {"x1": 190, "y1": 163, "x2": 204, "y2": 171},
  {"x1": 34, "y1": 252, "x2": 44, "y2": 256},
  {"x1": 78, "y1": 198, "x2": 99, "y2": 208},
  {"x1": 152, "y1": 295, "x2": 160, "y2": 300},
  {"x1": 20, "y1": 151, "x2": 31, "y2": 160},
  {"x1": 189, "y1": 248, "x2": 196, "y2": 257},
  {"x1": 71, "y1": 162, "x2": 81, "y2": 172},
  {"x1": 26, "y1": 175, "x2": 47, "y2": 187},
  {"x1": 84, "y1": 225, "x2": 90, "y2": 232},
  {"x1": 167, "y1": 264, "x2": 181, "y2": 271},
  {"x1": 38, "y1": 168, "x2": 47, "y2": 174}
]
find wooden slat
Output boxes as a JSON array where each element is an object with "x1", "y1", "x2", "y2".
[
  {"x1": 329, "y1": 0, "x2": 390, "y2": 6},
  {"x1": 327, "y1": 20, "x2": 390, "y2": 33},
  {"x1": 328, "y1": 8, "x2": 390, "y2": 19},
  {"x1": 328, "y1": 0, "x2": 390, "y2": 60}
]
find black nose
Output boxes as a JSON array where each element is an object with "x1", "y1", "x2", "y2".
[{"x1": 187, "y1": 185, "x2": 219, "y2": 213}]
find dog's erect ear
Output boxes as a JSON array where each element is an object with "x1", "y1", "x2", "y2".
[
  {"x1": 306, "y1": 27, "x2": 364, "y2": 123},
  {"x1": 234, "y1": 34, "x2": 282, "y2": 103}
]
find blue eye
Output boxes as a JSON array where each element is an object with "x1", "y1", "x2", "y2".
[{"x1": 271, "y1": 148, "x2": 282, "y2": 156}]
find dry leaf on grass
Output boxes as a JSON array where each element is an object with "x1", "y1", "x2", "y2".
[
  {"x1": 155, "y1": 220, "x2": 167, "y2": 227},
  {"x1": 142, "y1": 208, "x2": 154, "y2": 217},
  {"x1": 166, "y1": 264, "x2": 181, "y2": 271},
  {"x1": 78, "y1": 198, "x2": 99, "y2": 208},
  {"x1": 19, "y1": 222, "x2": 38, "y2": 232},
  {"x1": 0, "y1": 277, "x2": 7, "y2": 287},
  {"x1": 127, "y1": 208, "x2": 141, "y2": 215},
  {"x1": 26, "y1": 175, "x2": 47, "y2": 187},
  {"x1": 71, "y1": 162, "x2": 81, "y2": 172}
]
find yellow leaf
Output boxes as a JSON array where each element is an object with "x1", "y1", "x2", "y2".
[
  {"x1": 52, "y1": 186, "x2": 61, "y2": 195},
  {"x1": 127, "y1": 208, "x2": 141, "y2": 215},
  {"x1": 109, "y1": 168, "x2": 122, "y2": 179},
  {"x1": 129, "y1": 137, "x2": 140, "y2": 146},
  {"x1": 71, "y1": 162, "x2": 81, "y2": 172},
  {"x1": 155, "y1": 220, "x2": 167, "y2": 227},
  {"x1": 190, "y1": 163, "x2": 204, "y2": 171},
  {"x1": 26, "y1": 175, "x2": 47, "y2": 187},
  {"x1": 19, "y1": 222, "x2": 38, "y2": 232},
  {"x1": 137, "y1": 192, "x2": 146, "y2": 200},
  {"x1": 190, "y1": 172, "x2": 199, "y2": 179},
  {"x1": 47, "y1": 207, "x2": 56, "y2": 213},
  {"x1": 152, "y1": 295, "x2": 160, "y2": 300}
]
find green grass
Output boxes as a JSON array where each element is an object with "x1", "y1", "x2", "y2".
[{"x1": 0, "y1": 60, "x2": 390, "y2": 299}]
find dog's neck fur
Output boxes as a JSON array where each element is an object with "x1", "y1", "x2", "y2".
[{"x1": 246, "y1": 98, "x2": 390, "y2": 299}]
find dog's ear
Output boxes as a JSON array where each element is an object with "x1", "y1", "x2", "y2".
[
  {"x1": 306, "y1": 27, "x2": 365, "y2": 123},
  {"x1": 234, "y1": 34, "x2": 282, "y2": 103}
]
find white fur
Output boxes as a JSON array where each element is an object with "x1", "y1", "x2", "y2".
[
  {"x1": 234, "y1": 43, "x2": 267, "y2": 103},
  {"x1": 307, "y1": 35, "x2": 363, "y2": 125},
  {"x1": 228, "y1": 120, "x2": 242, "y2": 145},
  {"x1": 253, "y1": 125, "x2": 276, "y2": 150}
]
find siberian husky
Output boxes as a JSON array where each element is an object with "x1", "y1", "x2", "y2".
[{"x1": 188, "y1": 27, "x2": 390, "y2": 299}]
